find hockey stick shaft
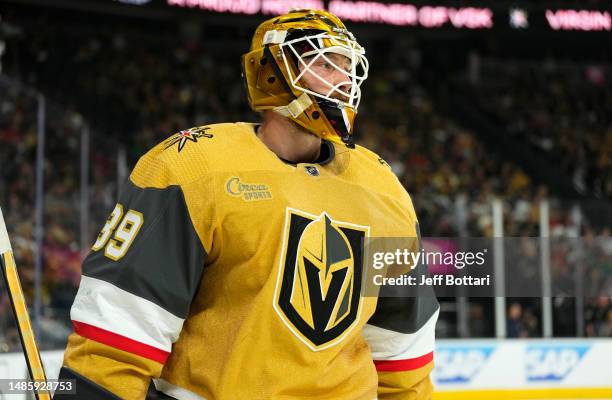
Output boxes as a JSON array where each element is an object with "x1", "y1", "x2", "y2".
[{"x1": 0, "y1": 207, "x2": 51, "y2": 400}]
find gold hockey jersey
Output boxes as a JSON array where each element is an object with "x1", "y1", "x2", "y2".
[{"x1": 62, "y1": 123, "x2": 439, "y2": 400}]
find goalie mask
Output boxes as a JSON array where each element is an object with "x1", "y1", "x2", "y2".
[{"x1": 242, "y1": 9, "x2": 369, "y2": 147}]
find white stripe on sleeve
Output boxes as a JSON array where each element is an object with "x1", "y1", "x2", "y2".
[
  {"x1": 154, "y1": 379, "x2": 206, "y2": 400},
  {"x1": 71, "y1": 275, "x2": 184, "y2": 352},
  {"x1": 362, "y1": 308, "x2": 439, "y2": 361}
]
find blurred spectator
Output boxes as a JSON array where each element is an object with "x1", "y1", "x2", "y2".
[{"x1": 507, "y1": 302, "x2": 526, "y2": 338}]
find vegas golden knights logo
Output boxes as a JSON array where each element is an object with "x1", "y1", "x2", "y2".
[{"x1": 274, "y1": 208, "x2": 369, "y2": 351}]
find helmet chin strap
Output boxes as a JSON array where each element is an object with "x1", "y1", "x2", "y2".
[
  {"x1": 273, "y1": 92, "x2": 313, "y2": 118},
  {"x1": 273, "y1": 93, "x2": 355, "y2": 148}
]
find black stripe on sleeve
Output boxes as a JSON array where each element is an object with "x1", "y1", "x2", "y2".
[
  {"x1": 81, "y1": 180, "x2": 207, "y2": 319},
  {"x1": 367, "y1": 223, "x2": 439, "y2": 334},
  {"x1": 55, "y1": 366, "x2": 122, "y2": 399}
]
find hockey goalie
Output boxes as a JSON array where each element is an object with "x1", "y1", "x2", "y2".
[{"x1": 56, "y1": 9, "x2": 439, "y2": 400}]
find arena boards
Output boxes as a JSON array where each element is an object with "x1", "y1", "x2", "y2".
[{"x1": 434, "y1": 388, "x2": 612, "y2": 400}]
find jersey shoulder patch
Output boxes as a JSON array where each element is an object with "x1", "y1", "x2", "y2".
[
  {"x1": 134, "y1": 123, "x2": 258, "y2": 187},
  {"x1": 162, "y1": 125, "x2": 215, "y2": 153}
]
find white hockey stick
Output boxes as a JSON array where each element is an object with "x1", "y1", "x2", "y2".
[{"x1": 0, "y1": 207, "x2": 51, "y2": 400}]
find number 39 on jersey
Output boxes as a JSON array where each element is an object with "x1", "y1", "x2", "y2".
[{"x1": 92, "y1": 203, "x2": 144, "y2": 261}]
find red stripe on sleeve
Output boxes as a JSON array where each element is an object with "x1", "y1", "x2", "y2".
[
  {"x1": 374, "y1": 352, "x2": 433, "y2": 372},
  {"x1": 72, "y1": 320, "x2": 170, "y2": 364}
]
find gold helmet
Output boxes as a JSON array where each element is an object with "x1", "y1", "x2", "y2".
[{"x1": 241, "y1": 9, "x2": 369, "y2": 147}]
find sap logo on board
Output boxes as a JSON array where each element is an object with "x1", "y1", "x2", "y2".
[
  {"x1": 526, "y1": 344, "x2": 590, "y2": 381},
  {"x1": 433, "y1": 346, "x2": 495, "y2": 384}
]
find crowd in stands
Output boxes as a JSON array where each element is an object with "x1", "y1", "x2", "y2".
[
  {"x1": 0, "y1": 10, "x2": 610, "y2": 350},
  {"x1": 474, "y1": 59, "x2": 612, "y2": 200},
  {"x1": 0, "y1": 85, "x2": 92, "y2": 350}
]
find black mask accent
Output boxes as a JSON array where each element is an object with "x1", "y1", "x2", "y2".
[{"x1": 317, "y1": 99, "x2": 355, "y2": 148}]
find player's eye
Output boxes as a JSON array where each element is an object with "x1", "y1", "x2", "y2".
[
  {"x1": 320, "y1": 61, "x2": 333, "y2": 70},
  {"x1": 331, "y1": 58, "x2": 351, "y2": 73}
]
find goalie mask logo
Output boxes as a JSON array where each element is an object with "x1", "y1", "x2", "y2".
[{"x1": 274, "y1": 208, "x2": 368, "y2": 351}]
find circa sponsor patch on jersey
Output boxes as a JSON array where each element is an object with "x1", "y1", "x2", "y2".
[
  {"x1": 164, "y1": 126, "x2": 213, "y2": 152},
  {"x1": 225, "y1": 177, "x2": 272, "y2": 201},
  {"x1": 273, "y1": 208, "x2": 369, "y2": 351}
]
